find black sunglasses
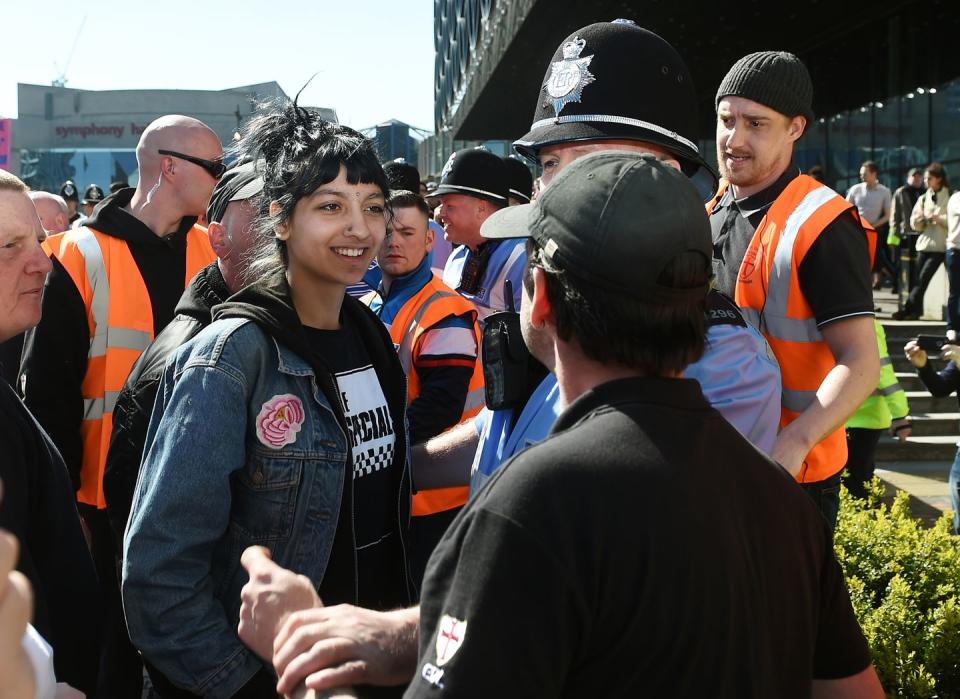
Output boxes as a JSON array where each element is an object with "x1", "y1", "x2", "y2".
[{"x1": 158, "y1": 149, "x2": 226, "y2": 179}]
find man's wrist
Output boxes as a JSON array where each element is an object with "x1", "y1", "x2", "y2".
[{"x1": 385, "y1": 607, "x2": 421, "y2": 679}]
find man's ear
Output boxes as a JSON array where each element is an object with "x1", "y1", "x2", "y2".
[
  {"x1": 788, "y1": 115, "x2": 807, "y2": 142},
  {"x1": 269, "y1": 201, "x2": 289, "y2": 241},
  {"x1": 529, "y1": 266, "x2": 554, "y2": 330},
  {"x1": 207, "y1": 221, "x2": 227, "y2": 258},
  {"x1": 424, "y1": 224, "x2": 435, "y2": 253}
]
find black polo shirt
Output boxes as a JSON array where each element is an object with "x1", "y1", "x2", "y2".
[
  {"x1": 407, "y1": 377, "x2": 871, "y2": 698},
  {"x1": 711, "y1": 165, "x2": 874, "y2": 327}
]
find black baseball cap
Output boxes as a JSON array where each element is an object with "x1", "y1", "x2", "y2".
[
  {"x1": 513, "y1": 20, "x2": 714, "y2": 186},
  {"x1": 206, "y1": 161, "x2": 264, "y2": 223},
  {"x1": 502, "y1": 156, "x2": 534, "y2": 203},
  {"x1": 82, "y1": 184, "x2": 105, "y2": 205},
  {"x1": 434, "y1": 148, "x2": 509, "y2": 205},
  {"x1": 480, "y1": 151, "x2": 712, "y2": 305},
  {"x1": 60, "y1": 180, "x2": 79, "y2": 202}
]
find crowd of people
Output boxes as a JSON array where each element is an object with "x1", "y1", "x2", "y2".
[{"x1": 3, "y1": 16, "x2": 933, "y2": 699}]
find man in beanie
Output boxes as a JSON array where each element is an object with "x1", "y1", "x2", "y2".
[
  {"x1": 436, "y1": 147, "x2": 526, "y2": 320},
  {"x1": 102, "y1": 160, "x2": 263, "y2": 697},
  {"x1": 239, "y1": 154, "x2": 884, "y2": 698},
  {"x1": 710, "y1": 51, "x2": 880, "y2": 527}
]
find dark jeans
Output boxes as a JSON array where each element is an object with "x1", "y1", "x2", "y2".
[
  {"x1": 904, "y1": 251, "x2": 946, "y2": 315},
  {"x1": 800, "y1": 471, "x2": 842, "y2": 531},
  {"x1": 842, "y1": 427, "x2": 883, "y2": 499},
  {"x1": 946, "y1": 248, "x2": 960, "y2": 332}
]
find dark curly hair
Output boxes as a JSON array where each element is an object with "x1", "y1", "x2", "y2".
[{"x1": 236, "y1": 95, "x2": 390, "y2": 282}]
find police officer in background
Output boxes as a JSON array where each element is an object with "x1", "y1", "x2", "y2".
[
  {"x1": 501, "y1": 155, "x2": 534, "y2": 206},
  {"x1": 436, "y1": 148, "x2": 526, "y2": 321},
  {"x1": 72, "y1": 183, "x2": 105, "y2": 229},
  {"x1": 59, "y1": 179, "x2": 80, "y2": 224}
]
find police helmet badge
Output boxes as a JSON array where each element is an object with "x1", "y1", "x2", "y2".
[
  {"x1": 63, "y1": 183, "x2": 75, "y2": 197},
  {"x1": 441, "y1": 152, "x2": 457, "y2": 179},
  {"x1": 544, "y1": 37, "x2": 596, "y2": 117}
]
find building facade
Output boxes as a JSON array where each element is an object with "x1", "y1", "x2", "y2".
[{"x1": 11, "y1": 82, "x2": 337, "y2": 193}]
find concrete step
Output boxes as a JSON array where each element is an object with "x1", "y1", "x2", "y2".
[
  {"x1": 904, "y1": 412, "x2": 960, "y2": 436},
  {"x1": 895, "y1": 371, "x2": 924, "y2": 391},
  {"x1": 880, "y1": 320, "x2": 947, "y2": 339},
  {"x1": 876, "y1": 434, "x2": 957, "y2": 461},
  {"x1": 903, "y1": 391, "x2": 958, "y2": 413}
]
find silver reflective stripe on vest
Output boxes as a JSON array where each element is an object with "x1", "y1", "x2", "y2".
[
  {"x1": 83, "y1": 390, "x2": 122, "y2": 421},
  {"x1": 879, "y1": 356, "x2": 893, "y2": 367},
  {"x1": 782, "y1": 387, "x2": 818, "y2": 414},
  {"x1": 873, "y1": 382, "x2": 902, "y2": 397},
  {"x1": 759, "y1": 186, "x2": 837, "y2": 343},
  {"x1": 396, "y1": 290, "x2": 459, "y2": 374},
  {"x1": 74, "y1": 230, "x2": 111, "y2": 358},
  {"x1": 463, "y1": 386, "x2": 485, "y2": 414}
]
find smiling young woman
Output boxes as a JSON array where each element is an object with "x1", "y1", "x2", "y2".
[{"x1": 121, "y1": 100, "x2": 415, "y2": 698}]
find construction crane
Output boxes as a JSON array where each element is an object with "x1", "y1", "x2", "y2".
[{"x1": 52, "y1": 15, "x2": 88, "y2": 88}]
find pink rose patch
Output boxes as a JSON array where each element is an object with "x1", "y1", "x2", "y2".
[{"x1": 255, "y1": 394, "x2": 305, "y2": 449}]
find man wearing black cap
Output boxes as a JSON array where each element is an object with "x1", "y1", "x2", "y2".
[
  {"x1": 710, "y1": 51, "x2": 880, "y2": 527},
  {"x1": 59, "y1": 179, "x2": 80, "y2": 224},
  {"x1": 436, "y1": 148, "x2": 526, "y2": 321},
  {"x1": 101, "y1": 161, "x2": 263, "y2": 698},
  {"x1": 408, "y1": 152, "x2": 883, "y2": 696},
  {"x1": 501, "y1": 156, "x2": 533, "y2": 206}
]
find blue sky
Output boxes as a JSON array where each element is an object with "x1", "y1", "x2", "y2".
[{"x1": 2, "y1": 1, "x2": 435, "y2": 132}]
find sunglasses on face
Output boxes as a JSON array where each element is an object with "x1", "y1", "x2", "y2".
[{"x1": 158, "y1": 149, "x2": 226, "y2": 179}]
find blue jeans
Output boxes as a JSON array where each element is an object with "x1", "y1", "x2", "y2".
[
  {"x1": 800, "y1": 471, "x2": 842, "y2": 532},
  {"x1": 946, "y1": 249, "x2": 960, "y2": 332},
  {"x1": 951, "y1": 449, "x2": 960, "y2": 535}
]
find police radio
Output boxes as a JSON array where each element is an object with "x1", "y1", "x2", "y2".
[{"x1": 481, "y1": 280, "x2": 548, "y2": 411}]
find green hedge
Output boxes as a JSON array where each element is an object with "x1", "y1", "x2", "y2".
[{"x1": 835, "y1": 480, "x2": 960, "y2": 696}]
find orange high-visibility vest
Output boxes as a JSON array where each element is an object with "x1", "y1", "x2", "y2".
[
  {"x1": 364, "y1": 274, "x2": 484, "y2": 516},
  {"x1": 49, "y1": 224, "x2": 216, "y2": 508},
  {"x1": 708, "y1": 175, "x2": 877, "y2": 483}
]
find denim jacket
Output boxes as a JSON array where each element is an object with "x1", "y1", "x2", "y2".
[{"x1": 122, "y1": 276, "x2": 412, "y2": 699}]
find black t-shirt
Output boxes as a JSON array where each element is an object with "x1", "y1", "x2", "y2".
[
  {"x1": 406, "y1": 377, "x2": 871, "y2": 698},
  {"x1": 305, "y1": 322, "x2": 397, "y2": 609},
  {"x1": 711, "y1": 166, "x2": 874, "y2": 327}
]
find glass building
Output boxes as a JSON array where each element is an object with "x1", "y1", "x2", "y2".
[{"x1": 795, "y1": 77, "x2": 960, "y2": 193}]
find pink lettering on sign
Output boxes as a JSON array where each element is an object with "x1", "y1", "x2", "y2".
[{"x1": 54, "y1": 123, "x2": 126, "y2": 140}]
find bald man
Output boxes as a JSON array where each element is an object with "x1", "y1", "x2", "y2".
[
  {"x1": 28, "y1": 191, "x2": 69, "y2": 235},
  {"x1": 19, "y1": 114, "x2": 221, "y2": 697}
]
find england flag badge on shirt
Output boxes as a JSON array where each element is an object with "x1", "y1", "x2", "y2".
[{"x1": 435, "y1": 614, "x2": 467, "y2": 667}]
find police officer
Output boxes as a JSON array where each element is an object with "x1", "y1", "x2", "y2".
[
  {"x1": 59, "y1": 179, "x2": 80, "y2": 224},
  {"x1": 501, "y1": 155, "x2": 533, "y2": 206},
  {"x1": 436, "y1": 148, "x2": 526, "y2": 321},
  {"x1": 72, "y1": 183, "x2": 105, "y2": 228}
]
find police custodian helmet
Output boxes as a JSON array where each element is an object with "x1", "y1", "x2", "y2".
[
  {"x1": 513, "y1": 19, "x2": 715, "y2": 185},
  {"x1": 434, "y1": 147, "x2": 509, "y2": 206}
]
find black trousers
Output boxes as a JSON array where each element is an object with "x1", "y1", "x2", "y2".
[
  {"x1": 78, "y1": 505, "x2": 144, "y2": 699},
  {"x1": 842, "y1": 427, "x2": 883, "y2": 500},
  {"x1": 800, "y1": 471, "x2": 842, "y2": 531},
  {"x1": 904, "y1": 251, "x2": 945, "y2": 314}
]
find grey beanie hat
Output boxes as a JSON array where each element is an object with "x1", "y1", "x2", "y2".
[{"x1": 716, "y1": 51, "x2": 814, "y2": 123}]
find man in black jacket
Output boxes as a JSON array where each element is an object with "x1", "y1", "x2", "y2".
[
  {"x1": 0, "y1": 169, "x2": 100, "y2": 695},
  {"x1": 102, "y1": 162, "x2": 262, "y2": 696},
  {"x1": 104, "y1": 161, "x2": 263, "y2": 542}
]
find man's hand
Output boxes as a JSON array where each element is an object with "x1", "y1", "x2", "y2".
[
  {"x1": 941, "y1": 343, "x2": 960, "y2": 364},
  {"x1": 890, "y1": 417, "x2": 912, "y2": 443},
  {"x1": 770, "y1": 433, "x2": 809, "y2": 478},
  {"x1": 238, "y1": 546, "x2": 321, "y2": 662},
  {"x1": 273, "y1": 605, "x2": 420, "y2": 696},
  {"x1": 0, "y1": 530, "x2": 35, "y2": 699},
  {"x1": 904, "y1": 340, "x2": 928, "y2": 368}
]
